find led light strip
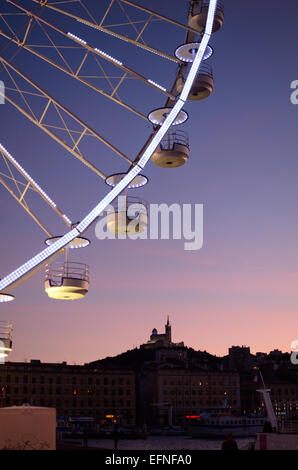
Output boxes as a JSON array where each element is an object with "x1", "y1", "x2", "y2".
[
  {"x1": 147, "y1": 79, "x2": 167, "y2": 92},
  {"x1": 67, "y1": 32, "x2": 87, "y2": 45},
  {"x1": 0, "y1": 0, "x2": 218, "y2": 294},
  {"x1": 0, "y1": 143, "x2": 56, "y2": 208},
  {"x1": 0, "y1": 143, "x2": 72, "y2": 226},
  {"x1": 94, "y1": 48, "x2": 123, "y2": 66},
  {"x1": 66, "y1": 32, "x2": 173, "y2": 98}
]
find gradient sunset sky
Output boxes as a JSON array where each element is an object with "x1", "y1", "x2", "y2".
[{"x1": 0, "y1": 0, "x2": 298, "y2": 364}]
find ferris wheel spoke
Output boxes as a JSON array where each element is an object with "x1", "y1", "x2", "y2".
[
  {"x1": 21, "y1": 15, "x2": 35, "y2": 45},
  {"x1": 109, "y1": 11, "x2": 153, "y2": 99},
  {"x1": 0, "y1": 143, "x2": 72, "y2": 228},
  {"x1": 0, "y1": 0, "x2": 218, "y2": 296},
  {"x1": 0, "y1": 171, "x2": 37, "y2": 189},
  {"x1": 115, "y1": 0, "x2": 148, "y2": 45},
  {"x1": 0, "y1": 30, "x2": 147, "y2": 121},
  {"x1": 115, "y1": 0, "x2": 202, "y2": 36},
  {"x1": 0, "y1": 54, "x2": 134, "y2": 174},
  {"x1": 5, "y1": 1, "x2": 175, "y2": 100},
  {"x1": 99, "y1": 0, "x2": 116, "y2": 27},
  {"x1": 30, "y1": 0, "x2": 182, "y2": 64},
  {"x1": 0, "y1": 11, "x2": 28, "y2": 43},
  {"x1": 0, "y1": 175, "x2": 53, "y2": 237}
]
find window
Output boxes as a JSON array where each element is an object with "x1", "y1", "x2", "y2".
[
  {"x1": 23, "y1": 376, "x2": 28, "y2": 384},
  {"x1": 32, "y1": 377, "x2": 36, "y2": 384},
  {"x1": 40, "y1": 376, "x2": 45, "y2": 384}
]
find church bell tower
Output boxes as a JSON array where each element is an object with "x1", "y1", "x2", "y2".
[{"x1": 165, "y1": 315, "x2": 172, "y2": 343}]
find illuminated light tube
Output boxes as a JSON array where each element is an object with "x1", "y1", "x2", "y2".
[
  {"x1": 0, "y1": 293, "x2": 14, "y2": 302},
  {"x1": 94, "y1": 48, "x2": 123, "y2": 66},
  {"x1": 77, "y1": 165, "x2": 141, "y2": 233},
  {"x1": 175, "y1": 43, "x2": 213, "y2": 62},
  {"x1": 179, "y1": 36, "x2": 209, "y2": 102},
  {"x1": 138, "y1": 101, "x2": 185, "y2": 168},
  {"x1": 205, "y1": 0, "x2": 218, "y2": 35},
  {"x1": 62, "y1": 214, "x2": 72, "y2": 225},
  {"x1": 76, "y1": 18, "x2": 178, "y2": 62},
  {"x1": 105, "y1": 173, "x2": 148, "y2": 189},
  {"x1": 147, "y1": 79, "x2": 167, "y2": 92},
  {"x1": 0, "y1": 142, "x2": 57, "y2": 208},
  {"x1": 0, "y1": 229, "x2": 80, "y2": 291},
  {"x1": 0, "y1": 0, "x2": 217, "y2": 293},
  {"x1": 67, "y1": 32, "x2": 87, "y2": 45}
]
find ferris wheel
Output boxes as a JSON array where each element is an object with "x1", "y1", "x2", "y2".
[{"x1": 0, "y1": 0, "x2": 224, "y2": 357}]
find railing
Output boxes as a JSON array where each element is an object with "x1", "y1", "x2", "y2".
[
  {"x1": 107, "y1": 195, "x2": 148, "y2": 215},
  {"x1": 45, "y1": 262, "x2": 89, "y2": 286},
  {"x1": 277, "y1": 419, "x2": 298, "y2": 434},
  {"x1": 159, "y1": 130, "x2": 189, "y2": 151},
  {"x1": 0, "y1": 321, "x2": 13, "y2": 342},
  {"x1": 197, "y1": 62, "x2": 213, "y2": 78}
]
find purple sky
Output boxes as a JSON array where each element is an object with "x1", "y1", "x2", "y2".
[{"x1": 1, "y1": 0, "x2": 298, "y2": 364}]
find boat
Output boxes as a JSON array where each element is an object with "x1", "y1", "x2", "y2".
[{"x1": 185, "y1": 405, "x2": 265, "y2": 438}]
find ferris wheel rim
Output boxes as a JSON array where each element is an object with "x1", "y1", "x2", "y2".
[{"x1": 0, "y1": 0, "x2": 219, "y2": 296}]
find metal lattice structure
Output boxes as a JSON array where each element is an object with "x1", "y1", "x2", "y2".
[{"x1": 0, "y1": 0, "x2": 221, "y2": 304}]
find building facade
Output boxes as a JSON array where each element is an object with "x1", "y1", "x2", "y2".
[
  {"x1": 0, "y1": 360, "x2": 136, "y2": 426},
  {"x1": 140, "y1": 366, "x2": 241, "y2": 426}
]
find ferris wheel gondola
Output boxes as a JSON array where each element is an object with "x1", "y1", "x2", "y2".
[{"x1": 0, "y1": 0, "x2": 223, "y2": 305}]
